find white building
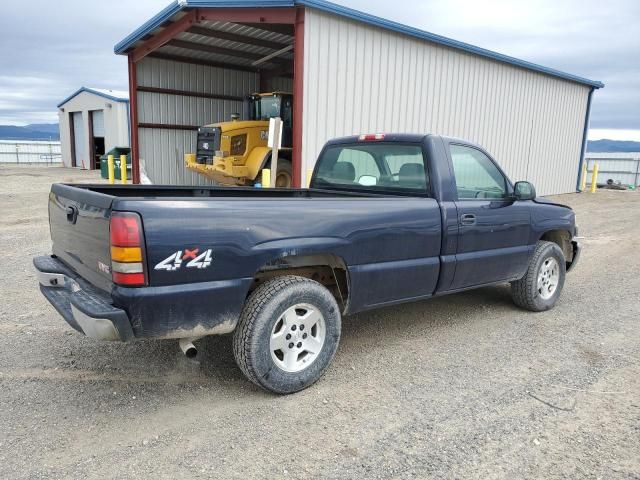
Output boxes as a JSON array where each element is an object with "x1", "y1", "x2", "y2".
[
  {"x1": 114, "y1": 0, "x2": 603, "y2": 195},
  {"x1": 57, "y1": 88, "x2": 130, "y2": 170}
]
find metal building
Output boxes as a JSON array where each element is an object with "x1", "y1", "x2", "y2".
[
  {"x1": 57, "y1": 88, "x2": 130, "y2": 170},
  {"x1": 115, "y1": 0, "x2": 603, "y2": 195}
]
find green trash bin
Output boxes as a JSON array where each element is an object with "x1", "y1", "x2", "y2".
[{"x1": 100, "y1": 147, "x2": 132, "y2": 180}]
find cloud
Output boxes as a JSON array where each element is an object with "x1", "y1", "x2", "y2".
[
  {"x1": 0, "y1": 0, "x2": 638, "y2": 131},
  {"x1": 0, "y1": 0, "x2": 163, "y2": 125},
  {"x1": 589, "y1": 129, "x2": 640, "y2": 141}
]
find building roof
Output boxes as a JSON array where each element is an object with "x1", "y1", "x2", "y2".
[
  {"x1": 114, "y1": 0, "x2": 604, "y2": 89},
  {"x1": 57, "y1": 87, "x2": 130, "y2": 108}
]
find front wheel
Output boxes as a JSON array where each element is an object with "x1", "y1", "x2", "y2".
[
  {"x1": 259, "y1": 159, "x2": 292, "y2": 188},
  {"x1": 511, "y1": 241, "x2": 566, "y2": 312},
  {"x1": 232, "y1": 276, "x2": 341, "y2": 394}
]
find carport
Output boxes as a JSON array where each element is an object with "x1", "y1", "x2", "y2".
[
  {"x1": 116, "y1": 5, "x2": 304, "y2": 185},
  {"x1": 117, "y1": 0, "x2": 602, "y2": 195}
]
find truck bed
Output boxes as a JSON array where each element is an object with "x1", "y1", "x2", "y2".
[{"x1": 49, "y1": 182, "x2": 444, "y2": 321}]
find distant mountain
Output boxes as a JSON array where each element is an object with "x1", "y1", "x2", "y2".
[
  {"x1": 587, "y1": 139, "x2": 640, "y2": 153},
  {"x1": 25, "y1": 124, "x2": 60, "y2": 135},
  {"x1": 0, "y1": 123, "x2": 59, "y2": 141}
]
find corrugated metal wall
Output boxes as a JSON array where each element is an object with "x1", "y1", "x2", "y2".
[
  {"x1": 302, "y1": 9, "x2": 590, "y2": 196},
  {"x1": 136, "y1": 57, "x2": 258, "y2": 184}
]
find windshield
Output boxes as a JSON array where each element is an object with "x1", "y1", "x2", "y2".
[
  {"x1": 311, "y1": 143, "x2": 429, "y2": 195},
  {"x1": 252, "y1": 96, "x2": 282, "y2": 121}
]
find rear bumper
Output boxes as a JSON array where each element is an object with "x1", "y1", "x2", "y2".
[
  {"x1": 34, "y1": 256, "x2": 134, "y2": 341},
  {"x1": 567, "y1": 239, "x2": 581, "y2": 273},
  {"x1": 35, "y1": 255, "x2": 254, "y2": 341}
]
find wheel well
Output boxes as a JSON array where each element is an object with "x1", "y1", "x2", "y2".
[
  {"x1": 250, "y1": 254, "x2": 349, "y2": 311},
  {"x1": 540, "y1": 229, "x2": 574, "y2": 261},
  {"x1": 260, "y1": 150, "x2": 292, "y2": 170}
]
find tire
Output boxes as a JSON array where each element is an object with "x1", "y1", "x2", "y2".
[
  {"x1": 232, "y1": 275, "x2": 341, "y2": 394},
  {"x1": 511, "y1": 241, "x2": 566, "y2": 312},
  {"x1": 259, "y1": 158, "x2": 292, "y2": 188}
]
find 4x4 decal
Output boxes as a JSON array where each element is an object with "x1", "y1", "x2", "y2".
[{"x1": 155, "y1": 249, "x2": 213, "y2": 271}]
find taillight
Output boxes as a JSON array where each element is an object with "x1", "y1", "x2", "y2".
[
  {"x1": 110, "y1": 214, "x2": 141, "y2": 246},
  {"x1": 358, "y1": 133, "x2": 385, "y2": 141},
  {"x1": 110, "y1": 212, "x2": 146, "y2": 286}
]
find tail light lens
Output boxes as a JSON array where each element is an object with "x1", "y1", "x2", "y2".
[{"x1": 110, "y1": 212, "x2": 147, "y2": 286}]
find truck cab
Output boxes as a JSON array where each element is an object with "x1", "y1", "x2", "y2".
[{"x1": 185, "y1": 92, "x2": 293, "y2": 186}]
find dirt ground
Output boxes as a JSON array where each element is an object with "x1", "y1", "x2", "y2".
[{"x1": 0, "y1": 164, "x2": 638, "y2": 480}]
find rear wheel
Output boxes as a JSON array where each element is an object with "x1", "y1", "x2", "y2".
[
  {"x1": 233, "y1": 276, "x2": 341, "y2": 394},
  {"x1": 511, "y1": 241, "x2": 566, "y2": 312}
]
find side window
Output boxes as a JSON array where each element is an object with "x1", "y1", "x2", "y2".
[
  {"x1": 450, "y1": 145, "x2": 507, "y2": 199},
  {"x1": 281, "y1": 97, "x2": 293, "y2": 128}
]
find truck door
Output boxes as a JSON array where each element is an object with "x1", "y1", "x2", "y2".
[{"x1": 447, "y1": 143, "x2": 532, "y2": 290}]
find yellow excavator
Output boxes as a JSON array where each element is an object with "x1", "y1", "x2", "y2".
[{"x1": 185, "y1": 92, "x2": 293, "y2": 187}]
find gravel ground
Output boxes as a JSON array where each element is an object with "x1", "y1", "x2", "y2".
[{"x1": 1, "y1": 164, "x2": 639, "y2": 479}]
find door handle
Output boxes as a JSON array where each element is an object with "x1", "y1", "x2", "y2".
[
  {"x1": 66, "y1": 205, "x2": 79, "y2": 224},
  {"x1": 460, "y1": 214, "x2": 476, "y2": 226}
]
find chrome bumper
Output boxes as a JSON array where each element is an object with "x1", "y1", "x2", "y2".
[{"x1": 34, "y1": 256, "x2": 133, "y2": 341}]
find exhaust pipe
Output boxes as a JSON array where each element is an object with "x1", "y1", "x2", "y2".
[{"x1": 179, "y1": 338, "x2": 200, "y2": 359}]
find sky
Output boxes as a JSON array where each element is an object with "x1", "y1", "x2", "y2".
[{"x1": 0, "y1": 0, "x2": 638, "y2": 140}]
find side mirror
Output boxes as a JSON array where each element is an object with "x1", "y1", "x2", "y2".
[{"x1": 514, "y1": 181, "x2": 536, "y2": 201}]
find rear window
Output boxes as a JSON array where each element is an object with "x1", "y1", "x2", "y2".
[{"x1": 311, "y1": 143, "x2": 429, "y2": 195}]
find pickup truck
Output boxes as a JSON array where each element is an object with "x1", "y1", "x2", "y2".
[{"x1": 35, "y1": 134, "x2": 580, "y2": 394}]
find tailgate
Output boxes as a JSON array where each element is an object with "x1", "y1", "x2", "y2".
[{"x1": 49, "y1": 184, "x2": 114, "y2": 292}]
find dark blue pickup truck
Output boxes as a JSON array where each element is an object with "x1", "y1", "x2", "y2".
[{"x1": 36, "y1": 134, "x2": 580, "y2": 393}]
